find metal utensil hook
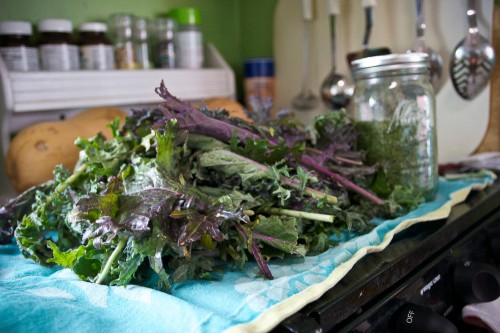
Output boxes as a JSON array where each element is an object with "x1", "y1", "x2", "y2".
[
  {"x1": 467, "y1": 0, "x2": 479, "y2": 42},
  {"x1": 362, "y1": 2, "x2": 374, "y2": 49},
  {"x1": 415, "y1": 0, "x2": 426, "y2": 50}
]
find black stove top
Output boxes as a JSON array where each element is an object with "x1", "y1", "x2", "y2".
[{"x1": 273, "y1": 179, "x2": 500, "y2": 333}]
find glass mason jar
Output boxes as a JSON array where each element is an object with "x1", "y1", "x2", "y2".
[
  {"x1": 108, "y1": 13, "x2": 137, "y2": 69},
  {"x1": 349, "y1": 53, "x2": 438, "y2": 200},
  {"x1": 152, "y1": 18, "x2": 177, "y2": 68}
]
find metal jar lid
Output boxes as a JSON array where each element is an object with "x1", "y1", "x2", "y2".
[
  {"x1": 38, "y1": 19, "x2": 73, "y2": 33},
  {"x1": 79, "y1": 22, "x2": 108, "y2": 33},
  {"x1": 351, "y1": 53, "x2": 430, "y2": 78},
  {"x1": 0, "y1": 20, "x2": 33, "y2": 35}
]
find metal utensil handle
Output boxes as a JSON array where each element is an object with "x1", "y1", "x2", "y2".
[
  {"x1": 300, "y1": 21, "x2": 313, "y2": 94},
  {"x1": 328, "y1": 0, "x2": 339, "y2": 68},
  {"x1": 300, "y1": 0, "x2": 314, "y2": 92},
  {"x1": 329, "y1": 14, "x2": 337, "y2": 69},
  {"x1": 362, "y1": 0, "x2": 376, "y2": 7},
  {"x1": 327, "y1": 0, "x2": 340, "y2": 15},
  {"x1": 362, "y1": 6, "x2": 373, "y2": 49},
  {"x1": 415, "y1": 0, "x2": 426, "y2": 51},
  {"x1": 467, "y1": 0, "x2": 479, "y2": 35},
  {"x1": 302, "y1": 0, "x2": 314, "y2": 21},
  {"x1": 415, "y1": 0, "x2": 424, "y2": 38}
]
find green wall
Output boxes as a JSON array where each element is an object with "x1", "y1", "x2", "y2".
[{"x1": 0, "y1": 0, "x2": 277, "y2": 101}]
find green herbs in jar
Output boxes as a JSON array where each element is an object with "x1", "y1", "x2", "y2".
[{"x1": 355, "y1": 119, "x2": 438, "y2": 201}]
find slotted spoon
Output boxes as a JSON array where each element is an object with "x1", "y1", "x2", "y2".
[{"x1": 450, "y1": 0, "x2": 495, "y2": 100}]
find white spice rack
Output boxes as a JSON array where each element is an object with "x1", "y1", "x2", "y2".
[{"x1": 0, "y1": 43, "x2": 236, "y2": 198}]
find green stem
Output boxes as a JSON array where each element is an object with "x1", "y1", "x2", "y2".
[
  {"x1": 279, "y1": 176, "x2": 337, "y2": 204},
  {"x1": 262, "y1": 207, "x2": 335, "y2": 223},
  {"x1": 243, "y1": 209, "x2": 255, "y2": 216},
  {"x1": 95, "y1": 237, "x2": 127, "y2": 285},
  {"x1": 46, "y1": 164, "x2": 88, "y2": 206}
]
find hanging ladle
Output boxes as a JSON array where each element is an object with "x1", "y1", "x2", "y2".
[
  {"x1": 450, "y1": 0, "x2": 495, "y2": 100},
  {"x1": 407, "y1": 0, "x2": 444, "y2": 92},
  {"x1": 320, "y1": 0, "x2": 353, "y2": 110},
  {"x1": 292, "y1": 0, "x2": 320, "y2": 112}
]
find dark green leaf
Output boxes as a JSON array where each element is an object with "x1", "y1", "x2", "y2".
[{"x1": 251, "y1": 215, "x2": 305, "y2": 257}]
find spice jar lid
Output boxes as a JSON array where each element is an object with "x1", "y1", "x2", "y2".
[
  {"x1": 154, "y1": 18, "x2": 177, "y2": 31},
  {"x1": 153, "y1": 18, "x2": 177, "y2": 40},
  {"x1": 244, "y1": 58, "x2": 274, "y2": 78},
  {"x1": 38, "y1": 19, "x2": 73, "y2": 33},
  {"x1": 108, "y1": 13, "x2": 134, "y2": 38},
  {"x1": 133, "y1": 17, "x2": 149, "y2": 40},
  {"x1": 169, "y1": 7, "x2": 201, "y2": 26},
  {"x1": 0, "y1": 20, "x2": 33, "y2": 35},
  {"x1": 79, "y1": 22, "x2": 107, "y2": 32},
  {"x1": 109, "y1": 13, "x2": 135, "y2": 27},
  {"x1": 351, "y1": 53, "x2": 430, "y2": 78}
]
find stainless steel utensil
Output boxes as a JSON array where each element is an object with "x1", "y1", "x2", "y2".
[
  {"x1": 292, "y1": 0, "x2": 320, "y2": 111},
  {"x1": 320, "y1": 0, "x2": 353, "y2": 110},
  {"x1": 450, "y1": 0, "x2": 495, "y2": 100},
  {"x1": 408, "y1": 0, "x2": 444, "y2": 92},
  {"x1": 346, "y1": 0, "x2": 391, "y2": 68}
]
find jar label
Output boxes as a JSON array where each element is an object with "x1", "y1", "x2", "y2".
[
  {"x1": 80, "y1": 44, "x2": 115, "y2": 70},
  {"x1": 174, "y1": 31, "x2": 203, "y2": 69},
  {"x1": 156, "y1": 41, "x2": 175, "y2": 68},
  {"x1": 115, "y1": 41, "x2": 136, "y2": 69},
  {"x1": 40, "y1": 44, "x2": 80, "y2": 71},
  {"x1": 0, "y1": 46, "x2": 40, "y2": 71},
  {"x1": 134, "y1": 42, "x2": 152, "y2": 69},
  {"x1": 244, "y1": 77, "x2": 275, "y2": 115}
]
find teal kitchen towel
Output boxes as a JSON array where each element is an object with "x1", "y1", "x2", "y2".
[{"x1": 0, "y1": 171, "x2": 495, "y2": 333}]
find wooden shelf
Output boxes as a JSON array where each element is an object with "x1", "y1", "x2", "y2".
[
  {"x1": 0, "y1": 43, "x2": 236, "y2": 198},
  {"x1": 1, "y1": 43, "x2": 235, "y2": 113}
]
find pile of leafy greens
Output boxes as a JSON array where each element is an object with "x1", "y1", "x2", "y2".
[{"x1": 0, "y1": 81, "x2": 423, "y2": 291}]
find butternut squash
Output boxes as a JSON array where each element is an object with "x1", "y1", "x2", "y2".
[{"x1": 6, "y1": 106, "x2": 127, "y2": 193}]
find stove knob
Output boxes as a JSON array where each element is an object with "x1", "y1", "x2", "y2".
[
  {"x1": 487, "y1": 228, "x2": 500, "y2": 262},
  {"x1": 393, "y1": 303, "x2": 458, "y2": 333},
  {"x1": 453, "y1": 261, "x2": 500, "y2": 304}
]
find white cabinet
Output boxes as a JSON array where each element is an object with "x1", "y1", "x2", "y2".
[{"x1": 0, "y1": 43, "x2": 236, "y2": 199}]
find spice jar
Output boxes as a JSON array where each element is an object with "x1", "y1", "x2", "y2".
[
  {"x1": 153, "y1": 18, "x2": 176, "y2": 68},
  {"x1": 38, "y1": 19, "x2": 80, "y2": 71},
  {"x1": 108, "y1": 13, "x2": 136, "y2": 69},
  {"x1": 169, "y1": 7, "x2": 203, "y2": 69},
  {"x1": 0, "y1": 20, "x2": 39, "y2": 71},
  {"x1": 349, "y1": 53, "x2": 438, "y2": 200},
  {"x1": 78, "y1": 22, "x2": 115, "y2": 70},
  {"x1": 133, "y1": 17, "x2": 153, "y2": 69},
  {"x1": 244, "y1": 58, "x2": 275, "y2": 117}
]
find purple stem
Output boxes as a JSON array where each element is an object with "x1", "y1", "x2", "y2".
[
  {"x1": 253, "y1": 233, "x2": 297, "y2": 246},
  {"x1": 155, "y1": 81, "x2": 383, "y2": 205},
  {"x1": 301, "y1": 155, "x2": 384, "y2": 205},
  {"x1": 234, "y1": 223, "x2": 273, "y2": 279},
  {"x1": 155, "y1": 81, "x2": 262, "y2": 144}
]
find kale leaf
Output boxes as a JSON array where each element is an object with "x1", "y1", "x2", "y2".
[{"x1": 0, "y1": 81, "x2": 424, "y2": 291}]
